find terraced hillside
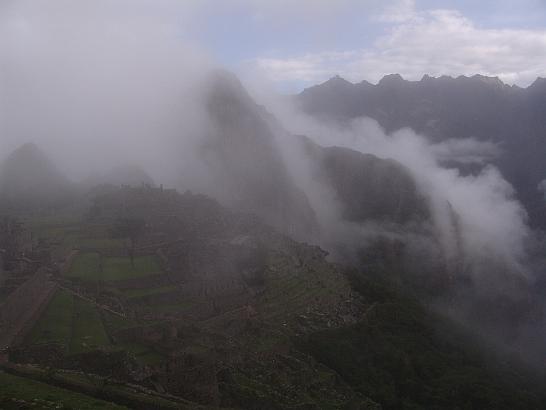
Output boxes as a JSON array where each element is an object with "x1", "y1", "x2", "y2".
[
  {"x1": 6, "y1": 186, "x2": 377, "y2": 409},
  {"x1": 3, "y1": 185, "x2": 544, "y2": 409}
]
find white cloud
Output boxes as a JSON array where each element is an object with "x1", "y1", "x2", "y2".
[{"x1": 248, "y1": 7, "x2": 546, "y2": 88}]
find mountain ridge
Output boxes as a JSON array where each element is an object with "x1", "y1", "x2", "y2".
[
  {"x1": 303, "y1": 73, "x2": 543, "y2": 90},
  {"x1": 296, "y1": 72, "x2": 546, "y2": 230}
]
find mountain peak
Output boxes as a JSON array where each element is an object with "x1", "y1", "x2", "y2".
[
  {"x1": 378, "y1": 73, "x2": 405, "y2": 85},
  {"x1": 327, "y1": 74, "x2": 352, "y2": 84},
  {"x1": 9, "y1": 142, "x2": 42, "y2": 158},
  {"x1": 301, "y1": 75, "x2": 354, "y2": 95},
  {"x1": 469, "y1": 74, "x2": 506, "y2": 88},
  {"x1": 529, "y1": 76, "x2": 546, "y2": 90},
  {"x1": 3, "y1": 142, "x2": 56, "y2": 171},
  {"x1": 0, "y1": 142, "x2": 73, "y2": 209}
]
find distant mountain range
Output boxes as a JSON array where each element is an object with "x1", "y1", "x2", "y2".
[{"x1": 296, "y1": 74, "x2": 546, "y2": 230}]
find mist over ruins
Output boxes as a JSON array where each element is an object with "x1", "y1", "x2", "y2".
[{"x1": 1, "y1": 1, "x2": 546, "y2": 409}]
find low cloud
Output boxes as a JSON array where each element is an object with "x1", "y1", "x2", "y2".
[
  {"x1": 0, "y1": 0, "x2": 214, "y2": 184},
  {"x1": 262, "y1": 97, "x2": 531, "y2": 285},
  {"x1": 430, "y1": 138, "x2": 502, "y2": 165}
]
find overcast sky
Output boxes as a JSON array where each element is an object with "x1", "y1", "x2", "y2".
[{"x1": 3, "y1": 0, "x2": 546, "y2": 93}]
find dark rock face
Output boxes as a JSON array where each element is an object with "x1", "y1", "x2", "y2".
[
  {"x1": 0, "y1": 143, "x2": 73, "y2": 211},
  {"x1": 297, "y1": 74, "x2": 546, "y2": 228},
  {"x1": 296, "y1": 135, "x2": 429, "y2": 225},
  {"x1": 203, "y1": 70, "x2": 318, "y2": 238},
  {"x1": 200, "y1": 71, "x2": 431, "y2": 240}
]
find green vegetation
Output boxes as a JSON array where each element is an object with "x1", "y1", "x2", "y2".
[
  {"x1": 28, "y1": 290, "x2": 73, "y2": 346},
  {"x1": 24, "y1": 215, "x2": 80, "y2": 238},
  {"x1": 16, "y1": 187, "x2": 546, "y2": 409},
  {"x1": 29, "y1": 291, "x2": 164, "y2": 365},
  {"x1": 118, "y1": 342, "x2": 165, "y2": 366},
  {"x1": 28, "y1": 290, "x2": 111, "y2": 353},
  {"x1": 65, "y1": 253, "x2": 161, "y2": 281},
  {"x1": 0, "y1": 371, "x2": 127, "y2": 409},
  {"x1": 297, "y1": 274, "x2": 546, "y2": 410},
  {"x1": 70, "y1": 298, "x2": 111, "y2": 353},
  {"x1": 102, "y1": 255, "x2": 162, "y2": 280},
  {"x1": 1, "y1": 366, "x2": 196, "y2": 410},
  {"x1": 146, "y1": 299, "x2": 200, "y2": 314},
  {"x1": 65, "y1": 252, "x2": 100, "y2": 279},
  {"x1": 101, "y1": 311, "x2": 137, "y2": 333},
  {"x1": 123, "y1": 284, "x2": 177, "y2": 299}
]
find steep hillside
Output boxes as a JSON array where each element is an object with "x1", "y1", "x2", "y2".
[
  {"x1": 297, "y1": 74, "x2": 546, "y2": 229},
  {"x1": 295, "y1": 135, "x2": 429, "y2": 225},
  {"x1": 6, "y1": 186, "x2": 544, "y2": 409},
  {"x1": 203, "y1": 71, "x2": 318, "y2": 238}
]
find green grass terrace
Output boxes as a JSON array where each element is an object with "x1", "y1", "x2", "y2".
[{"x1": 65, "y1": 253, "x2": 163, "y2": 282}]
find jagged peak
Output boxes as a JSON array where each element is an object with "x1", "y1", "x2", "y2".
[
  {"x1": 529, "y1": 76, "x2": 546, "y2": 89},
  {"x1": 326, "y1": 74, "x2": 353, "y2": 85},
  {"x1": 207, "y1": 69, "x2": 248, "y2": 98},
  {"x1": 205, "y1": 68, "x2": 265, "y2": 117},
  {"x1": 300, "y1": 73, "x2": 545, "y2": 96},
  {"x1": 301, "y1": 75, "x2": 354, "y2": 95},
  {"x1": 469, "y1": 74, "x2": 506, "y2": 87}
]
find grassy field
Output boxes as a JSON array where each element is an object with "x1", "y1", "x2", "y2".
[
  {"x1": 70, "y1": 297, "x2": 111, "y2": 354},
  {"x1": 76, "y1": 237, "x2": 126, "y2": 250},
  {"x1": 102, "y1": 255, "x2": 162, "y2": 280},
  {"x1": 29, "y1": 291, "x2": 165, "y2": 365},
  {"x1": 27, "y1": 290, "x2": 73, "y2": 346},
  {"x1": 65, "y1": 252, "x2": 101, "y2": 279},
  {"x1": 28, "y1": 290, "x2": 111, "y2": 353},
  {"x1": 0, "y1": 371, "x2": 127, "y2": 409},
  {"x1": 117, "y1": 342, "x2": 165, "y2": 366},
  {"x1": 26, "y1": 216, "x2": 126, "y2": 260},
  {"x1": 146, "y1": 299, "x2": 199, "y2": 314},
  {"x1": 24, "y1": 214, "x2": 81, "y2": 237},
  {"x1": 100, "y1": 314, "x2": 166, "y2": 366},
  {"x1": 65, "y1": 253, "x2": 162, "y2": 281},
  {"x1": 101, "y1": 311, "x2": 137, "y2": 333},
  {"x1": 124, "y1": 284, "x2": 178, "y2": 299}
]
